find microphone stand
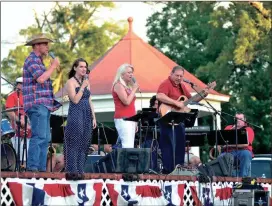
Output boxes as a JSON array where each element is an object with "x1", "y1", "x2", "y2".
[
  {"x1": 1, "y1": 76, "x2": 16, "y2": 88},
  {"x1": 97, "y1": 124, "x2": 101, "y2": 155},
  {"x1": 98, "y1": 121, "x2": 114, "y2": 143},
  {"x1": 49, "y1": 128, "x2": 53, "y2": 172},
  {"x1": 15, "y1": 89, "x2": 22, "y2": 172},
  {"x1": 234, "y1": 116, "x2": 238, "y2": 177},
  {"x1": 98, "y1": 122, "x2": 116, "y2": 171},
  {"x1": 188, "y1": 83, "x2": 222, "y2": 158},
  {"x1": 21, "y1": 115, "x2": 28, "y2": 171},
  {"x1": 96, "y1": 121, "x2": 114, "y2": 155}
]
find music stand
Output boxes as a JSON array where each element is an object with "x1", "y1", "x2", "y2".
[
  {"x1": 156, "y1": 111, "x2": 196, "y2": 168},
  {"x1": 124, "y1": 111, "x2": 158, "y2": 148},
  {"x1": 142, "y1": 108, "x2": 156, "y2": 112},
  {"x1": 207, "y1": 129, "x2": 248, "y2": 152}
]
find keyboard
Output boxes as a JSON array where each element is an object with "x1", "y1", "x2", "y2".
[{"x1": 185, "y1": 126, "x2": 210, "y2": 133}]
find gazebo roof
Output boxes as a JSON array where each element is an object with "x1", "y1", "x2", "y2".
[{"x1": 88, "y1": 17, "x2": 228, "y2": 98}]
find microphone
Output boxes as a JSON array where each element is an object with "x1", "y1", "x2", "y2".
[
  {"x1": 132, "y1": 77, "x2": 137, "y2": 83},
  {"x1": 49, "y1": 51, "x2": 55, "y2": 59},
  {"x1": 132, "y1": 77, "x2": 141, "y2": 93},
  {"x1": 49, "y1": 52, "x2": 60, "y2": 72},
  {"x1": 84, "y1": 74, "x2": 89, "y2": 80},
  {"x1": 16, "y1": 88, "x2": 21, "y2": 97},
  {"x1": 183, "y1": 78, "x2": 195, "y2": 87}
]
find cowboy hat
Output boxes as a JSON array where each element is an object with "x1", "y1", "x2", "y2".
[{"x1": 25, "y1": 33, "x2": 53, "y2": 46}]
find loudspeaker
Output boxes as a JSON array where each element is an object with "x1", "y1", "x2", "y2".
[
  {"x1": 199, "y1": 153, "x2": 234, "y2": 177},
  {"x1": 84, "y1": 155, "x2": 103, "y2": 173},
  {"x1": 96, "y1": 151, "x2": 117, "y2": 173},
  {"x1": 96, "y1": 148, "x2": 151, "y2": 173},
  {"x1": 115, "y1": 148, "x2": 150, "y2": 173},
  {"x1": 206, "y1": 153, "x2": 234, "y2": 176}
]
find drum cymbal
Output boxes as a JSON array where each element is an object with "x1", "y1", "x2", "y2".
[{"x1": 1, "y1": 107, "x2": 24, "y2": 113}]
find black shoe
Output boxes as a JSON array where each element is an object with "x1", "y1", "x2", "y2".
[
  {"x1": 78, "y1": 173, "x2": 85, "y2": 180},
  {"x1": 65, "y1": 172, "x2": 78, "y2": 180}
]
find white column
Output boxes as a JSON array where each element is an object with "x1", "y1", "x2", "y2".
[
  {"x1": 190, "y1": 118, "x2": 199, "y2": 157},
  {"x1": 212, "y1": 112, "x2": 221, "y2": 130}
]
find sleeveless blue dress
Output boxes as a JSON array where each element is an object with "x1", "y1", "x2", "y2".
[{"x1": 64, "y1": 87, "x2": 93, "y2": 173}]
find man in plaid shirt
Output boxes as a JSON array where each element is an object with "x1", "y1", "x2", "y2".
[{"x1": 23, "y1": 33, "x2": 61, "y2": 172}]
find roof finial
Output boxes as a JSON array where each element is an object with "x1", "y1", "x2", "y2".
[{"x1": 128, "y1": 17, "x2": 133, "y2": 31}]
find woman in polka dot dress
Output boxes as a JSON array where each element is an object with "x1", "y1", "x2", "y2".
[{"x1": 64, "y1": 58, "x2": 97, "y2": 174}]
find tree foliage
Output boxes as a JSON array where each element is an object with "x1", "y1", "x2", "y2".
[
  {"x1": 146, "y1": 2, "x2": 271, "y2": 153},
  {"x1": 1, "y1": 2, "x2": 127, "y2": 93}
]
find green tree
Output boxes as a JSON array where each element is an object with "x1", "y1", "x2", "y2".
[
  {"x1": 146, "y1": 2, "x2": 216, "y2": 75},
  {"x1": 1, "y1": 2, "x2": 127, "y2": 93},
  {"x1": 146, "y1": 2, "x2": 271, "y2": 153}
]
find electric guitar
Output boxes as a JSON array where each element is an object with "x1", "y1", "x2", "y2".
[{"x1": 159, "y1": 81, "x2": 216, "y2": 117}]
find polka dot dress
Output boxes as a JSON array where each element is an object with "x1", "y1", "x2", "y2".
[{"x1": 64, "y1": 86, "x2": 93, "y2": 173}]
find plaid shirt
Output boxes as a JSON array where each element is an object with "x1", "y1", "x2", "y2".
[{"x1": 22, "y1": 52, "x2": 61, "y2": 112}]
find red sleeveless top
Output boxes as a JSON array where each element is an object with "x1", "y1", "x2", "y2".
[{"x1": 112, "y1": 82, "x2": 136, "y2": 119}]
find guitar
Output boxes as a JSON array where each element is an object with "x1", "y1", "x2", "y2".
[{"x1": 159, "y1": 81, "x2": 216, "y2": 117}]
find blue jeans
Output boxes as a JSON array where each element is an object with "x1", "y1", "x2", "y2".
[
  {"x1": 222, "y1": 150, "x2": 252, "y2": 177},
  {"x1": 27, "y1": 105, "x2": 51, "y2": 171}
]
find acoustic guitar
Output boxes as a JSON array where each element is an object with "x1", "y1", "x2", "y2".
[{"x1": 159, "y1": 81, "x2": 216, "y2": 117}]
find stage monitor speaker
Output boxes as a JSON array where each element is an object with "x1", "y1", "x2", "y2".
[
  {"x1": 206, "y1": 153, "x2": 234, "y2": 176},
  {"x1": 96, "y1": 151, "x2": 117, "y2": 173},
  {"x1": 84, "y1": 155, "x2": 103, "y2": 173},
  {"x1": 95, "y1": 148, "x2": 151, "y2": 173},
  {"x1": 115, "y1": 148, "x2": 150, "y2": 173}
]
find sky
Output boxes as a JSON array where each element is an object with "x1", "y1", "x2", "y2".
[{"x1": 1, "y1": 2, "x2": 163, "y2": 94}]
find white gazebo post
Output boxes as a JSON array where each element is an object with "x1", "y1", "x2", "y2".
[{"x1": 190, "y1": 117, "x2": 199, "y2": 158}]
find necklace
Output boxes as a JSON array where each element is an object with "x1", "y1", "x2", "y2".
[{"x1": 74, "y1": 76, "x2": 83, "y2": 86}]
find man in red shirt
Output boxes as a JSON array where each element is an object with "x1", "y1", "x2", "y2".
[
  {"x1": 156, "y1": 66, "x2": 205, "y2": 173},
  {"x1": 5, "y1": 77, "x2": 31, "y2": 164},
  {"x1": 222, "y1": 113, "x2": 254, "y2": 177}
]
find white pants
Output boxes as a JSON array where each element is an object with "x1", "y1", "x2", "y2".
[
  {"x1": 11, "y1": 136, "x2": 30, "y2": 161},
  {"x1": 114, "y1": 119, "x2": 137, "y2": 148}
]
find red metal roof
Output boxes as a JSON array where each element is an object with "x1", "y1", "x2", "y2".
[{"x1": 88, "y1": 17, "x2": 228, "y2": 97}]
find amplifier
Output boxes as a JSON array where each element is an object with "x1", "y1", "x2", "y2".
[
  {"x1": 232, "y1": 189, "x2": 270, "y2": 206},
  {"x1": 84, "y1": 155, "x2": 103, "y2": 173}
]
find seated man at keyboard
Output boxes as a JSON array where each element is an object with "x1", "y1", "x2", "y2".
[{"x1": 221, "y1": 113, "x2": 254, "y2": 177}]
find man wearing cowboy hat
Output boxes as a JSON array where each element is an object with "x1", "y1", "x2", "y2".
[
  {"x1": 5, "y1": 77, "x2": 32, "y2": 166},
  {"x1": 22, "y1": 33, "x2": 61, "y2": 172}
]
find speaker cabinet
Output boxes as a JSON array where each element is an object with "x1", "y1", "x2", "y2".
[
  {"x1": 95, "y1": 148, "x2": 151, "y2": 173},
  {"x1": 115, "y1": 148, "x2": 150, "y2": 173},
  {"x1": 84, "y1": 155, "x2": 103, "y2": 173}
]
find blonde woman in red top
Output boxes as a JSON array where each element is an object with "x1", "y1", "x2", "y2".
[{"x1": 112, "y1": 64, "x2": 139, "y2": 148}]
